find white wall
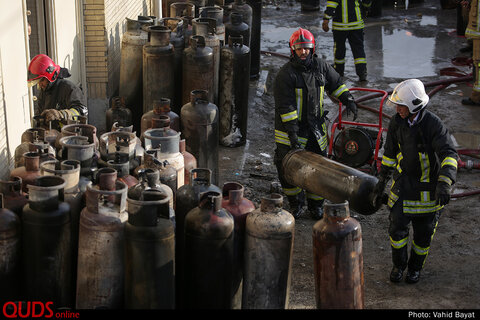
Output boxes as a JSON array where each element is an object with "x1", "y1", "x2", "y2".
[{"x1": 0, "y1": 0, "x2": 31, "y2": 179}]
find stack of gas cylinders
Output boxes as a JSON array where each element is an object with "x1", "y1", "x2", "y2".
[
  {"x1": 0, "y1": 0, "x2": 366, "y2": 310},
  {"x1": 0, "y1": 110, "x2": 299, "y2": 309}
]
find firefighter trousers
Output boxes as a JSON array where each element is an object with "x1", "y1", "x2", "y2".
[
  {"x1": 332, "y1": 28, "x2": 367, "y2": 78},
  {"x1": 389, "y1": 198, "x2": 441, "y2": 271}
]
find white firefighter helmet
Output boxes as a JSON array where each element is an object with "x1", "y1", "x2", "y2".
[{"x1": 387, "y1": 79, "x2": 429, "y2": 114}]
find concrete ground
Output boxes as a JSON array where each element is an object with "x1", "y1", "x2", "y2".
[{"x1": 218, "y1": 0, "x2": 480, "y2": 310}]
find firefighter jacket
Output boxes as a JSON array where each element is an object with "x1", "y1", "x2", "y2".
[
  {"x1": 379, "y1": 109, "x2": 458, "y2": 215},
  {"x1": 37, "y1": 78, "x2": 88, "y2": 117},
  {"x1": 323, "y1": 0, "x2": 372, "y2": 31},
  {"x1": 274, "y1": 54, "x2": 353, "y2": 151},
  {"x1": 466, "y1": 0, "x2": 480, "y2": 39}
]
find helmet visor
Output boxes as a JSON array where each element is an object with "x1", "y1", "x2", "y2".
[{"x1": 292, "y1": 42, "x2": 314, "y2": 51}]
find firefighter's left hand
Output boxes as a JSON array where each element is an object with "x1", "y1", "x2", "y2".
[
  {"x1": 346, "y1": 100, "x2": 358, "y2": 121},
  {"x1": 41, "y1": 109, "x2": 62, "y2": 122},
  {"x1": 435, "y1": 181, "x2": 451, "y2": 206},
  {"x1": 322, "y1": 20, "x2": 330, "y2": 32}
]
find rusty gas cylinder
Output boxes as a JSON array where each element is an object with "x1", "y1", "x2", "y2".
[
  {"x1": 180, "y1": 89, "x2": 219, "y2": 185},
  {"x1": 225, "y1": 12, "x2": 250, "y2": 50},
  {"x1": 184, "y1": 191, "x2": 234, "y2": 309},
  {"x1": 182, "y1": 35, "x2": 215, "y2": 105},
  {"x1": 141, "y1": 98, "x2": 180, "y2": 139},
  {"x1": 219, "y1": 35, "x2": 251, "y2": 147},
  {"x1": 125, "y1": 189, "x2": 175, "y2": 309},
  {"x1": 180, "y1": 139, "x2": 197, "y2": 186},
  {"x1": 170, "y1": 2, "x2": 195, "y2": 18},
  {"x1": 242, "y1": 193, "x2": 295, "y2": 309},
  {"x1": 0, "y1": 177, "x2": 28, "y2": 217},
  {"x1": 143, "y1": 26, "x2": 175, "y2": 114},
  {"x1": 75, "y1": 168, "x2": 128, "y2": 309},
  {"x1": 22, "y1": 176, "x2": 73, "y2": 307},
  {"x1": 106, "y1": 96, "x2": 133, "y2": 131},
  {"x1": 312, "y1": 201, "x2": 364, "y2": 309},
  {"x1": 221, "y1": 181, "x2": 255, "y2": 309},
  {"x1": 282, "y1": 149, "x2": 381, "y2": 215},
  {"x1": 231, "y1": 0, "x2": 252, "y2": 46},
  {"x1": 106, "y1": 152, "x2": 139, "y2": 188},
  {"x1": 119, "y1": 16, "x2": 154, "y2": 134},
  {"x1": 199, "y1": 5, "x2": 225, "y2": 45},
  {"x1": 174, "y1": 168, "x2": 221, "y2": 308},
  {"x1": 0, "y1": 194, "x2": 21, "y2": 302},
  {"x1": 129, "y1": 167, "x2": 175, "y2": 211},
  {"x1": 10, "y1": 152, "x2": 42, "y2": 193},
  {"x1": 59, "y1": 135, "x2": 97, "y2": 178},
  {"x1": 192, "y1": 17, "x2": 220, "y2": 105}
]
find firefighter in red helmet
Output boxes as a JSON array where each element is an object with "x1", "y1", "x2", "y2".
[
  {"x1": 28, "y1": 54, "x2": 87, "y2": 127},
  {"x1": 273, "y1": 28, "x2": 359, "y2": 219}
]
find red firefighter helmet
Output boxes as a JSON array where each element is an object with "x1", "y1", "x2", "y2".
[
  {"x1": 289, "y1": 28, "x2": 315, "y2": 55},
  {"x1": 28, "y1": 54, "x2": 61, "y2": 83}
]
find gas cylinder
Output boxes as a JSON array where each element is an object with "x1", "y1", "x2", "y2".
[
  {"x1": 10, "y1": 152, "x2": 42, "y2": 193},
  {"x1": 129, "y1": 167, "x2": 175, "y2": 210},
  {"x1": 301, "y1": 0, "x2": 320, "y2": 11},
  {"x1": 125, "y1": 190, "x2": 175, "y2": 309},
  {"x1": 225, "y1": 12, "x2": 250, "y2": 50},
  {"x1": 59, "y1": 135, "x2": 97, "y2": 178},
  {"x1": 281, "y1": 149, "x2": 381, "y2": 215},
  {"x1": 99, "y1": 130, "x2": 139, "y2": 170},
  {"x1": 189, "y1": 0, "x2": 207, "y2": 16},
  {"x1": 141, "y1": 98, "x2": 180, "y2": 139},
  {"x1": 56, "y1": 123, "x2": 99, "y2": 153},
  {"x1": 160, "y1": 18, "x2": 185, "y2": 112},
  {"x1": 180, "y1": 139, "x2": 197, "y2": 185},
  {"x1": 143, "y1": 26, "x2": 175, "y2": 114},
  {"x1": 0, "y1": 195, "x2": 21, "y2": 302},
  {"x1": 192, "y1": 17, "x2": 220, "y2": 105},
  {"x1": 174, "y1": 168, "x2": 220, "y2": 308},
  {"x1": 106, "y1": 96, "x2": 133, "y2": 131},
  {"x1": 162, "y1": 0, "x2": 182, "y2": 17},
  {"x1": 183, "y1": 191, "x2": 234, "y2": 309},
  {"x1": 182, "y1": 35, "x2": 215, "y2": 105},
  {"x1": 170, "y1": 2, "x2": 195, "y2": 17},
  {"x1": 40, "y1": 159, "x2": 86, "y2": 306},
  {"x1": 312, "y1": 201, "x2": 364, "y2": 309},
  {"x1": 231, "y1": 0, "x2": 252, "y2": 47},
  {"x1": 15, "y1": 127, "x2": 47, "y2": 167},
  {"x1": 119, "y1": 16, "x2": 153, "y2": 134},
  {"x1": 22, "y1": 176, "x2": 73, "y2": 307},
  {"x1": 199, "y1": 5, "x2": 226, "y2": 45},
  {"x1": 0, "y1": 177, "x2": 28, "y2": 217},
  {"x1": 75, "y1": 168, "x2": 128, "y2": 309},
  {"x1": 106, "y1": 152, "x2": 139, "y2": 188},
  {"x1": 219, "y1": 35, "x2": 251, "y2": 147},
  {"x1": 221, "y1": 181, "x2": 255, "y2": 309},
  {"x1": 180, "y1": 90, "x2": 219, "y2": 185},
  {"x1": 246, "y1": 0, "x2": 260, "y2": 78},
  {"x1": 144, "y1": 126, "x2": 185, "y2": 189},
  {"x1": 242, "y1": 193, "x2": 295, "y2": 309}
]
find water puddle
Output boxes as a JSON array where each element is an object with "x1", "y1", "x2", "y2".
[{"x1": 381, "y1": 26, "x2": 436, "y2": 78}]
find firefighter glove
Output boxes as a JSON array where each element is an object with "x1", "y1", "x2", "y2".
[
  {"x1": 288, "y1": 131, "x2": 302, "y2": 150},
  {"x1": 435, "y1": 181, "x2": 451, "y2": 206},
  {"x1": 346, "y1": 100, "x2": 358, "y2": 121},
  {"x1": 41, "y1": 109, "x2": 63, "y2": 122},
  {"x1": 322, "y1": 20, "x2": 330, "y2": 32}
]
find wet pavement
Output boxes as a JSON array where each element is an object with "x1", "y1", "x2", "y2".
[{"x1": 218, "y1": 0, "x2": 478, "y2": 188}]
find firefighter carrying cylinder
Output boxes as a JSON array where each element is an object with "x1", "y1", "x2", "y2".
[{"x1": 282, "y1": 149, "x2": 381, "y2": 215}]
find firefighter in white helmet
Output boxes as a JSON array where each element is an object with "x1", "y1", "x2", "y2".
[{"x1": 373, "y1": 79, "x2": 458, "y2": 284}]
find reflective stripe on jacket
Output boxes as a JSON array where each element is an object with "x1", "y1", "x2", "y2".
[
  {"x1": 380, "y1": 110, "x2": 458, "y2": 215},
  {"x1": 274, "y1": 55, "x2": 352, "y2": 151},
  {"x1": 323, "y1": 0, "x2": 372, "y2": 31}
]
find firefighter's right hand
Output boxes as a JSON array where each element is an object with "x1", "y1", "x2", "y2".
[
  {"x1": 372, "y1": 177, "x2": 387, "y2": 207},
  {"x1": 322, "y1": 20, "x2": 330, "y2": 32},
  {"x1": 288, "y1": 131, "x2": 302, "y2": 150},
  {"x1": 41, "y1": 109, "x2": 62, "y2": 122}
]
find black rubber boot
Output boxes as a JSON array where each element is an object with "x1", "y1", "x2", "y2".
[
  {"x1": 307, "y1": 199, "x2": 324, "y2": 220},
  {"x1": 390, "y1": 266, "x2": 405, "y2": 283},
  {"x1": 405, "y1": 269, "x2": 421, "y2": 284},
  {"x1": 287, "y1": 192, "x2": 306, "y2": 219}
]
